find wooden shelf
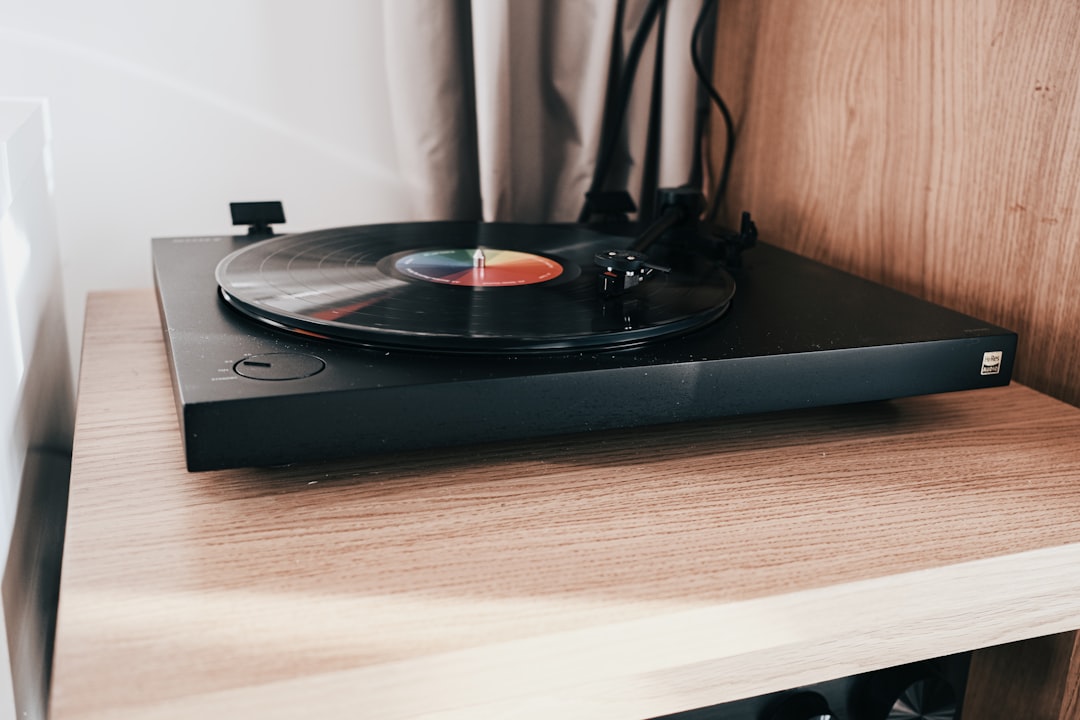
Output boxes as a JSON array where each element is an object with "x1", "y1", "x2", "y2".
[{"x1": 50, "y1": 289, "x2": 1080, "y2": 719}]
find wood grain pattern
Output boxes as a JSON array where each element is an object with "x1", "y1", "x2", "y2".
[
  {"x1": 964, "y1": 631, "x2": 1080, "y2": 719},
  {"x1": 710, "y1": 0, "x2": 1080, "y2": 408},
  {"x1": 709, "y1": 2, "x2": 1080, "y2": 712},
  {"x1": 48, "y1": 289, "x2": 1080, "y2": 719}
]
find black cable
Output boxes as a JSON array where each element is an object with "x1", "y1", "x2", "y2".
[
  {"x1": 690, "y1": 0, "x2": 735, "y2": 221},
  {"x1": 687, "y1": 0, "x2": 717, "y2": 193},
  {"x1": 578, "y1": 0, "x2": 667, "y2": 223},
  {"x1": 630, "y1": 203, "x2": 685, "y2": 253},
  {"x1": 594, "y1": 0, "x2": 628, "y2": 196},
  {"x1": 637, "y1": 1, "x2": 668, "y2": 223}
]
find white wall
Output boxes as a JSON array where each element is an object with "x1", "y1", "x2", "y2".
[
  {"x1": 0, "y1": 99, "x2": 73, "y2": 720},
  {"x1": 0, "y1": 1, "x2": 414, "y2": 371}
]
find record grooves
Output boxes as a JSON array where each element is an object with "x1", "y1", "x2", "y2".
[{"x1": 216, "y1": 222, "x2": 736, "y2": 353}]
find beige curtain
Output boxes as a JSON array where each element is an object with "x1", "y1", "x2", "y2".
[{"x1": 381, "y1": 0, "x2": 706, "y2": 223}]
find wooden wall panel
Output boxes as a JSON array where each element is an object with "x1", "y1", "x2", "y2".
[
  {"x1": 963, "y1": 631, "x2": 1080, "y2": 719},
  {"x1": 710, "y1": 1, "x2": 1080, "y2": 712},
  {"x1": 711, "y1": 0, "x2": 1080, "y2": 407}
]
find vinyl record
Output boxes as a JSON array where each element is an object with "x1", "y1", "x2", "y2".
[{"x1": 216, "y1": 222, "x2": 734, "y2": 353}]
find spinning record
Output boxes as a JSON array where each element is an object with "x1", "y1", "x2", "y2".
[{"x1": 215, "y1": 222, "x2": 735, "y2": 353}]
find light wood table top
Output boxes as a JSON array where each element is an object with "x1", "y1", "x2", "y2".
[{"x1": 51, "y1": 289, "x2": 1080, "y2": 719}]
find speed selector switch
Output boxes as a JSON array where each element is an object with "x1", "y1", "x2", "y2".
[
  {"x1": 761, "y1": 690, "x2": 836, "y2": 720},
  {"x1": 233, "y1": 353, "x2": 325, "y2": 381}
]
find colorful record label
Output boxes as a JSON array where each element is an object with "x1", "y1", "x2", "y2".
[{"x1": 394, "y1": 248, "x2": 563, "y2": 287}]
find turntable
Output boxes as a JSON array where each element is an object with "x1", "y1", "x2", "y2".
[{"x1": 153, "y1": 202, "x2": 1016, "y2": 471}]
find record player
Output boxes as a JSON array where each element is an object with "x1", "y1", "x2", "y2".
[{"x1": 153, "y1": 201, "x2": 1016, "y2": 471}]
